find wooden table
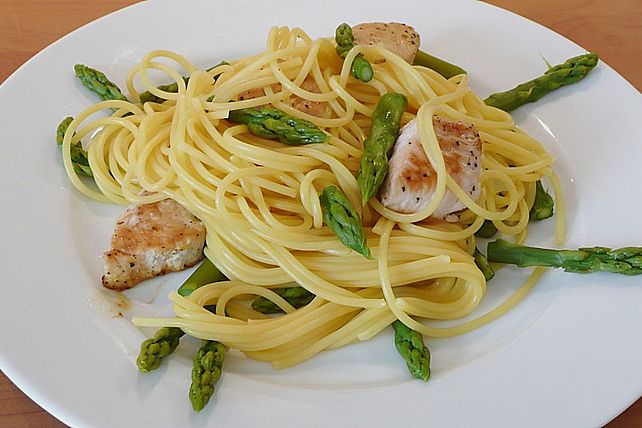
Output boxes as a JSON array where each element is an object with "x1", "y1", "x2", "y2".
[{"x1": 1, "y1": 1, "x2": 640, "y2": 426}]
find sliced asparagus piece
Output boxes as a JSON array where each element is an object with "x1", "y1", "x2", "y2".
[
  {"x1": 251, "y1": 286, "x2": 315, "y2": 314},
  {"x1": 227, "y1": 106, "x2": 328, "y2": 145},
  {"x1": 74, "y1": 64, "x2": 128, "y2": 102},
  {"x1": 484, "y1": 53, "x2": 599, "y2": 112},
  {"x1": 487, "y1": 239, "x2": 642, "y2": 275},
  {"x1": 392, "y1": 320, "x2": 431, "y2": 381},
  {"x1": 320, "y1": 185, "x2": 371, "y2": 258},
  {"x1": 189, "y1": 340, "x2": 226, "y2": 412}
]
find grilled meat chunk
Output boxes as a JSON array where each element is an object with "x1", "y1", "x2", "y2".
[
  {"x1": 379, "y1": 116, "x2": 482, "y2": 219},
  {"x1": 352, "y1": 22, "x2": 420, "y2": 64},
  {"x1": 102, "y1": 199, "x2": 206, "y2": 290}
]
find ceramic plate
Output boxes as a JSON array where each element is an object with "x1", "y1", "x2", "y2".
[{"x1": 1, "y1": 1, "x2": 641, "y2": 426}]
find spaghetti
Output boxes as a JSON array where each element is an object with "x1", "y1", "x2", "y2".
[{"x1": 61, "y1": 26, "x2": 561, "y2": 368}]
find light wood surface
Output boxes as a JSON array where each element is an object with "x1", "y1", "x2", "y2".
[{"x1": 1, "y1": 1, "x2": 640, "y2": 426}]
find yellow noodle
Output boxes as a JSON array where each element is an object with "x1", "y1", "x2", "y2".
[{"x1": 64, "y1": 26, "x2": 563, "y2": 369}]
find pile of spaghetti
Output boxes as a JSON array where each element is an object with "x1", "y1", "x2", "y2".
[{"x1": 61, "y1": 26, "x2": 560, "y2": 368}]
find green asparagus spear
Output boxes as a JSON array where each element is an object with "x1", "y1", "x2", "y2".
[
  {"x1": 474, "y1": 247, "x2": 495, "y2": 281},
  {"x1": 335, "y1": 23, "x2": 374, "y2": 82},
  {"x1": 189, "y1": 340, "x2": 226, "y2": 412},
  {"x1": 251, "y1": 286, "x2": 316, "y2": 314},
  {"x1": 139, "y1": 62, "x2": 228, "y2": 104},
  {"x1": 476, "y1": 220, "x2": 498, "y2": 239},
  {"x1": 178, "y1": 258, "x2": 228, "y2": 297},
  {"x1": 351, "y1": 54, "x2": 374, "y2": 83},
  {"x1": 529, "y1": 180, "x2": 554, "y2": 221},
  {"x1": 138, "y1": 77, "x2": 189, "y2": 104},
  {"x1": 412, "y1": 50, "x2": 467, "y2": 78},
  {"x1": 475, "y1": 181, "x2": 553, "y2": 238},
  {"x1": 56, "y1": 116, "x2": 74, "y2": 147},
  {"x1": 335, "y1": 23, "x2": 354, "y2": 57},
  {"x1": 179, "y1": 259, "x2": 227, "y2": 411},
  {"x1": 356, "y1": 92, "x2": 408, "y2": 205},
  {"x1": 391, "y1": 320, "x2": 431, "y2": 381},
  {"x1": 56, "y1": 116, "x2": 93, "y2": 177},
  {"x1": 484, "y1": 53, "x2": 599, "y2": 112},
  {"x1": 487, "y1": 239, "x2": 642, "y2": 275},
  {"x1": 58, "y1": 65, "x2": 128, "y2": 177},
  {"x1": 227, "y1": 106, "x2": 328, "y2": 145},
  {"x1": 320, "y1": 185, "x2": 371, "y2": 258},
  {"x1": 74, "y1": 64, "x2": 128, "y2": 102},
  {"x1": 136, "y1": 259, "x2": 227, "y2": 372},
  {"x1": 136, "y1": 327, "x2": 185, "y2": 373}
]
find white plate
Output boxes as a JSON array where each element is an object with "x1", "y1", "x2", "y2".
[{"x1": 1, "y1": 1, "x2": 641, "y2": 426}]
